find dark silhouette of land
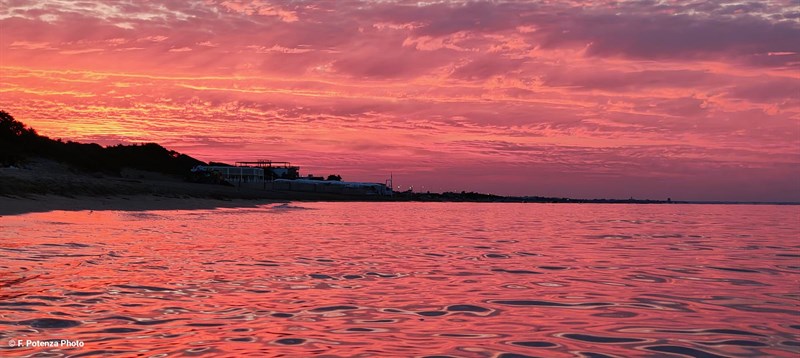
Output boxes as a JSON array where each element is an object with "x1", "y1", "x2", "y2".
[
  {"x1": 397, "y1": 191, "x2": 677, "y2": 204},
  {"x1": 1, "y1": 111, "x2": 203, "y2": 176},
  {"x1": 1, "y1": 110, "x2": 793, "y2": 214}
]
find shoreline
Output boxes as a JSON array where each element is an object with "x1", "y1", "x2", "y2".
[
  {"x1": 0, "y1": 194, "x2": 279, "y2": 216},
  {"x1": 2, "y1": 161, "x2": 796, "y2": 215},
  {"x1": 2, "y1": 193, "x2": 796, "y2": 217}
]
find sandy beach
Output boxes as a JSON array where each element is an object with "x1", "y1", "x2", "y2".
[
  {"x1": 0, "y1": 160, "x2": 279, "y2": 215},
  {"x1": 0, "y1": 159, "x2": 274, "y2": 215},
  {"x1": 0, "y1": 159, "x2": 390, "y2": 215},
  {"x1": 0, "y1": 194, "x2": 275, "y2": 216}
]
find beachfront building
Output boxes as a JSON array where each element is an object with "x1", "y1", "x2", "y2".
[
  {"x1": 235, "y1": 160, "x2": 300, "y2": 180},
  {"x1": 192, "y1": 160, "x2": 393, "y2": 196},
  {"x1": 191, "y1": 160, "x2": 300, "y2": 184}
]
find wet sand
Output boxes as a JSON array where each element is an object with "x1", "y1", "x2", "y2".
[{"x1": 0, "y1": 194, "x2": 275, "y2": 216}]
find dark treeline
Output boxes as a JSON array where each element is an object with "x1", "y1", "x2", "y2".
[
  {"x1": 0, "y1": 111, "x2": 204, "y2": 176},
  {"x1": 400, "y1": 191, "x2": 677, "y2": 204}
]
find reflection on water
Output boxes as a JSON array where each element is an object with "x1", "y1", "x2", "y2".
[{"x1": 0, "y1": 203, "x2": 798, "y2": 357}]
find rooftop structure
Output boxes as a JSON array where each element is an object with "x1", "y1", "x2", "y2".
[
  {"x1": 235, "y1": 160, "x2": 295, "y2": 168},
  {"x1": 234, "y1": 160, "x2": 300, "y2": 180}
]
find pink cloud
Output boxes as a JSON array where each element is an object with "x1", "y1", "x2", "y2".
[
  {"x1": 0, "y1": 0, "x2": 798, "y2": 201},
  {"x1": 219, "y1": 0, "x2": 298, "y2": 22}
]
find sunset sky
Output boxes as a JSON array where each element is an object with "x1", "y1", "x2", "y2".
[{"x1": 1, "y1": 0, "x2": 798, "y2": 201}]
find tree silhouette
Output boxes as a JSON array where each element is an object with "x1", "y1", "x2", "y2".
[
  {"x1": 0, "y1": 110, "x2": 205, "y2": 175},
  {"x1": 1, "y1": 111, "x2": 28, "y2": 137},
  {"x1": 0, "y1": 110, "x2": 39, "y2": 165}
]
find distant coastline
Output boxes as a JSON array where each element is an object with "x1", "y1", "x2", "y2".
[
  {"x1": 1, "y1": 111, "x2": 796, "y2": 213},
  {"x1": 2, "y1": 159, "x2": 795, "y2": 216}
]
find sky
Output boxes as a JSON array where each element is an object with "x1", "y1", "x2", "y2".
[{"x1": 1, "y1": 0, "x2": 798, "y2": 201}]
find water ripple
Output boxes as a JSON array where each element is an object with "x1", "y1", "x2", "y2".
[{"x1": 0, "y1": 203, "x2": 796, "y2": 357}]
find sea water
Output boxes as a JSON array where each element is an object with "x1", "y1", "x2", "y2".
[{"x1": 0, "y1": 203, "x2": 798, "y2": 357}]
